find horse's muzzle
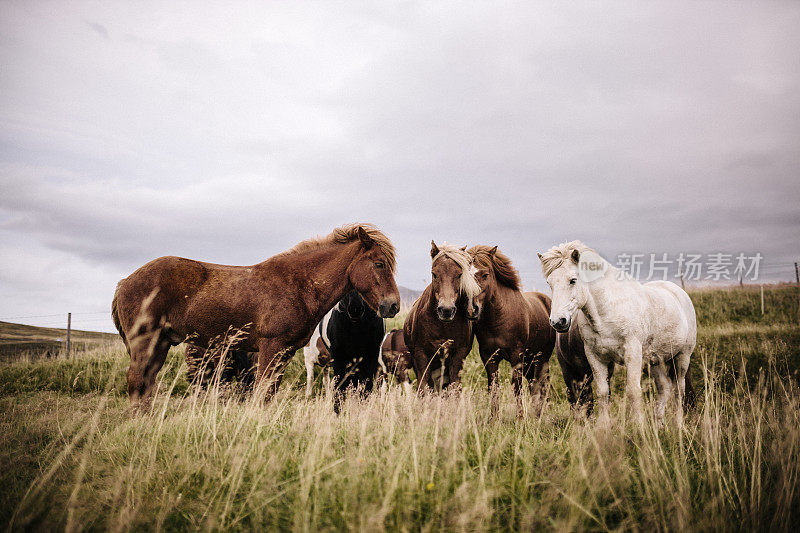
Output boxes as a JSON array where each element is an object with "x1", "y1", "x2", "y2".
[
  {"x1": 550, "y1": 316, "x2": 570, "y2": 333},
  {"x1": 436, "y1": 305, "x2": 456, "y2": 322},
  {"x1": 379, "y1": 300, "x2": 400, "y2": 318}
]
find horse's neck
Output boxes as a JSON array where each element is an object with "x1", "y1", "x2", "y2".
[
  {"x1": 265, "y1": 242, "x2": 356, "y2": 322},
  {"x1": 481, "y1": 283, "x2": 522, "y2": 328},
  {"x1": 580, "y1": 270, "x2": 632, "y2": 333}
]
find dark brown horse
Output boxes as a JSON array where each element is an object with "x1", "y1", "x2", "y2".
[
  {"x1": 468, "y1": 245, "x2": 556, "y2": 416},
  {"x1": 184, "y1": 344, "x2": 256, "y2": 391},
  {"x1": 403, "y1": 242, "x2": 480, "y2": 392},
  {"x1": 112, "y1": 223, "x2": 400, "y2": 408},
  {"x1": 378, "y1": 329, "x2": 413, "y2": 390}
]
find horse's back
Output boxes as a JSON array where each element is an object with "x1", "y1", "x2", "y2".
[{"x1": 114, "y1": 256, "x2": 208, "y2": 328}]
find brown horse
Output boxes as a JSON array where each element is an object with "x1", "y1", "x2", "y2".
[
  {"x1": 112, "y1": 223, "x2": 400, "y2": 408},
  {"x1": 403, "y1": 242, "x2": 480, "y2": 392},
  {"x1": 378, "y1": 329, "x2": 413, "y2": 390},
  {"x1": 468, "y1": 245, "x2": 556, "y2": 416}
]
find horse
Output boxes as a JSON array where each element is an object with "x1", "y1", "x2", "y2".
[
  {"x1": 378, "y1": 329, "x2": 413, "y2": 392},
  {"x1": 539, "y1": 241, "x2": 697, "y2": 423},
  {"x1": 184, "y1": 343, "x2": 256, "y2": 391},
  {"x1": 555, "y1": 323, "x2": 696, "y2": 416},
  {"x1": 112, "y1": 223, "x2": 400, "y2": 408},
  {"x1": 324, "y1": 290, "x2": 385, "y2": 412},
  {"x1": 303, "y1": 309, "x2": 334, "y2": 397},
  {"x1": 403, "y1": 242, "x2": 481, "y2": 392},
  {"x1": 468, "y1": 245, "x2": 556, "y2": 417}
]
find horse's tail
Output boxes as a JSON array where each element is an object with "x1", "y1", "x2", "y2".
[
  {"x1": 667, "y1": 357, "x2": 696, "y2": 411},
  {"x1": 111, "y1": 281, "x2": 126, "y2": 346}
]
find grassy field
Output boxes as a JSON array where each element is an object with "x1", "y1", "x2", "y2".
[{"x1": 1, "y1": 286, "x2": 799, "y2": 531}]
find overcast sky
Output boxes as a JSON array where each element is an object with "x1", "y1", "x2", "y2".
[{"x1": 1, "y1": 1, "x2": 799, "y2": 333}]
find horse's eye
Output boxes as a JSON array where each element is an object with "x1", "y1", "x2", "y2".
[
  {"x1": 456, "y1": 273, "x2": 462, "y2": 279},
  {"x1": 432, "y1": 272, "x2": 437, "y2": 280},
  {"x1": 569, "y1": 278, "x2": 577, "y2": 285},
  {"x1": 482, "y1": 273, "x2": 489, "y2": 280},
  {"x1": 374, "y1": 261, "x2": 384, "y2": 269}
]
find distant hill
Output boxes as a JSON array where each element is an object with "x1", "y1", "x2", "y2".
[
  {"x1": 398, "y1": 285, "x2": 423, "y2": 309},
  {"x1": 0, "y1": 321, "x2": 119, "y2": 359}
]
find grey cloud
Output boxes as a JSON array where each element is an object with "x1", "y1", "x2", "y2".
[{"x1": 1, "y1": 1, "x2": 799, "y2": 332}]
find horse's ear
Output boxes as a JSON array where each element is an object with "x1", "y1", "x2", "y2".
[
  {"x1": 459, "y1": 245, "x2": 467, "y2": 252},
  {"x1": 357, "y1": 226, "x2": 374, "y2": 249},
  {"x1": 489, "y1": 246, "x2": 498, "y2": 257},
  {"x1": 430, "y1": 240, "x2": 439, "y2": 259},
  {"x1": 571, "y1": 249, "x2": 581, "y2": 263},
  {"x1": 537, "y1": 252, "x2": 543, "y2": 261}
]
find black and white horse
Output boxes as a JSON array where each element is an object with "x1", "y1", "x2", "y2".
[{"x1": 303, "y1": 290, "x2": 385, "y2": 410}]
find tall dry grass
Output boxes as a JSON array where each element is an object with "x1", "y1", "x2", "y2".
[
  {"x1": 2, "y1": 339, "x2": 798, "y2": 531},
  {"x1": 2, "y1": 284, "x2": 799, "y2": 530}
]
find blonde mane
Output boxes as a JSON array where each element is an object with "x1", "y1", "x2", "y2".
[
  {"x1": 468, "y1": 245, "x2": 521, "y2": 290},
  {"x1": 433, "y1": 243, "x2": 481, "y2": 300},
  {"x1": 285, "y1": 223, "x2": 397, "y2": 273},
  {"x1": 538, "y1": 240, "x2": 593, "y2": 278}
]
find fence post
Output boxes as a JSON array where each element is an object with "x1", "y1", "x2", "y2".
[
  {"x1": 66, "y1": 312, "x2": 71, "y2": 357},
  {"x1": 796, "y1": 262, "x2": 800, "y2": 322},
  {"x1": 760, "y1": 285, "x2": 764, "y2": 315}
]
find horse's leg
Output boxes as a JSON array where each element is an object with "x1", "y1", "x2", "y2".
[
  {"x1": 527, "y1": 351, "x2": 550, "y2": 418},
  {"x1": 511, "y1": 358, "x2": 524, "y2": 419},
  {"x1": 303, "y1": 347, "x2": 315, "y2": 398},
  {"x1": 128, "y1": 327, "x2": 171, "y2": 411},
  {"x1": 622, "y1": 341, "x2": 644, "y2": 423},
  {"x1": 673, "y1": 352, "x2": 691, "y2": 418},
  {"x1": 586, "y1": 350, "x2": 610, "y2": 424},
  {"x1": 255, "y1": 338, "x2": 293, "y2": 402},
  {"x1": 412, "y1": 348, "x2": 431, "y2": 394},
  {"x1": 651, "y1": 362, "x2": 672, "y2": 424},
  {"x1": 445, "y1": 347, "x2": 467, "y2": 393},
  {"x1": 483, "y1": 353, "x2": 500, "y2": 418}
]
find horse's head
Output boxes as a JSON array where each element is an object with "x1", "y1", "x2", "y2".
[
  {"x1": 348, "y1": 226, "x2": 401, "y2": 318},
  {"x1": 538, "y1": 241, "x2": 594, "y2": 333},
  {"x1": 430, "y1": 241, "x2": 481, "y2": 322},
  {"x1": 468, "y1": 245, "x2": 498, "y2": 320},
  {"x1": 340, "y1": 290, "x2": 367, "y2": 321},
  {"x1": 468, "y1": 244, "x2": 523, "y2": 322}
]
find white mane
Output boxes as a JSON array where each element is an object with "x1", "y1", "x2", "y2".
[
  {"x1": 433, "y1": 242, "x2": 481, "y2": 300},
  {"x1": 538, "y1": 240, "x2": 594, "y2": 278}
]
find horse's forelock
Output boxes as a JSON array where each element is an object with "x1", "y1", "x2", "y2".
[
  {"x1": 433, "y1": 243, "x2": 480, "y2": 299},
  {"x1": 468, "y1": 245, "x2": 521, "y2": 290},
  {"x1": 539, "y1": 240, "x2": 592, "y2": 278}
]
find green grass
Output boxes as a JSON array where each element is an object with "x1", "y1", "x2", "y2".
[{"x1": 1, "y1": 285, "x2": 799, "y2": 531}]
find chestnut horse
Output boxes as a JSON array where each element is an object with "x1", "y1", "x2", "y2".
[
  {"x1": 112, "y1": 223, "x2": 400, "y2": 408},
  {"x1": 468, "y1": 245, "x2": 555, "y2": 416},
  {"x1": 403, "y1": 242, "x2": 480, "y2": 392},
  {"x1": 378, "y1": 329, "x2": 413, "y2": 391}
]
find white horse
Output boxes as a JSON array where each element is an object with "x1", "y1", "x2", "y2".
[{"x1": 538, "y1": 241, "x2": 696, "y2": 422}]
